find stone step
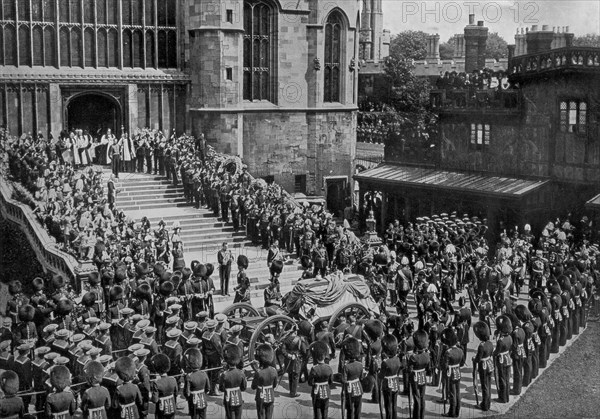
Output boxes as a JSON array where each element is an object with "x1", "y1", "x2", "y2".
[
  {"x1": 117, "y1": 188, "x2": 185, "y2": 197},
  {"x1": 116, "y1": 192, "x2": 184, "y2": 202},
  {"x1": 116, "y1": 196, "x2": 188, "y2": 205},
  {"x1": 117, "y1": 201, "x2": 195, "y2": 211},
  {"x1": 116, "y1": 183, "x2": 182, "y2": 192},
  {"x1": 186, "y1": 240, "x2": 254, "y2": 252},
  {"x1": 113, "y1": 177, "x2": 172, "y2": 185}
]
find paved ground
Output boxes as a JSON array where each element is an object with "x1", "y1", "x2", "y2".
[{"x1": 496, "y1": 320, "x2": 600, "y2": 419}]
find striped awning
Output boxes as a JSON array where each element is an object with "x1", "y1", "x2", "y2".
[{"x1": 354, "y1": 164, "x2": 549, "y2": 199}]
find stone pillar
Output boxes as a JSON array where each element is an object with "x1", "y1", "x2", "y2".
[
  {"x1": 48, "y1": 83, "x2": 62, "y2": 139},
  {"x1": 127, "y1": 84, "x2": 138, "y2": 133}
]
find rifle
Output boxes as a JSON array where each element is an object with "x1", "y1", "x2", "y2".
[
  {"x1": 376, "y1": 377, "x2": 384, "y2": 419},
  {"x1": 407, "y1": 376, "x2": 412, "y2": 419},
  {"x1": 442, "y1": 374, "x2": 447, "y2": 415},
  {"x1": 472, "y1": 357, "x2": 479, "y2": 407}
]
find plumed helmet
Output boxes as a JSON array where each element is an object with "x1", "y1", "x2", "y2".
[
  {"x1": 50, "y1": 365, "x2": 71, "y2": 391},
  {"x1": 183, "y1": 348, "x2": 203, "y2": 370},
  {"x1": 342, "y1": 337, "x2": 362, "y2": 361},
  {"x1": 514, "y1": 305, "x2": 532, "y2": 322},
  {"x1": 115, "y1": 356, "x2": 137, "y2": 382},
  {"x1": 193, "y1": 263, "x2": 207, "y2": 278},
  {"x1": 85, "y1": 360, "x2": 105, "y2": 385},
  {"x1": 181, "y1": 267, "x2": 192, "y2": 281},
  {"x1": 159, "y1": 281, "x2": 174, "y2": 297},
  {"x1": 88, "y1": 272, "x2": 101, "y2": 285},
  {"x1": 110, "y1": 285, "x2": 124, "y2": 302},
  {"x1": 237, "y1": 255, "x2": 249, "y2": 270},
  {"x1": 298, "y1": 320, "x2": 313, "y2": 338},
  {"x1": 270, "y1": 260, "x2": 284, "y2": 276},
  {"x1": 56, "y1": 299, "x2": 74, "y2": 315},
  {"x1": 473, "y1": 321, "x2": 490, "y2": 341},
  {"x1": 496, "y1": 314, "x2": 513, "y2": 334},
  {"x1": 363, "y1": 319, "x2": 384, "y2": 341},
  {"x1": 255, "y1": 343, "x2": 275, "y2": 365},
  {"x1": 8, "y1": 280, "x2": 22, "y2": 295},
  {"x1": 223, "y1": 344, "x2": 242, "y2": 366},
  {"x1": 300, "y1": 255, "x2": 313, "y2": 269},
  {"x1": 81, "y1": 292, "x2": 97, "y2": 308},
  {"x1": 413, "y1": 329, "x2": 429, "y2": 350},
  {"x1": 0, "y1": 370, "x2": 19, "y2": 396},
  {"x1": 151, "y1": 353, "x2": 171, "y2": 375},
  {"x1": 18, "y1": 304, "x2": 35, "y2": 322},
  {"x1": 309, "y1": 341, "x2": 329, "y2": 362},
  {"x1": 441, "y1": 327, "x2": 458, "y2": 347},
  {"x1": 381, "y1": 334, "x2": 399, "y2": 357},
  {"x1": 32, "y1": 277, "x2": 45, "y2": 291}
]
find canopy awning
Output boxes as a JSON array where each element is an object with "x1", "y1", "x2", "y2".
[
  {"x1": 586, "y1": 193, "x2": 600, "y2": 210},
  {"x1": 354, "y1": 164, "x2": 549, "y2": 199}
]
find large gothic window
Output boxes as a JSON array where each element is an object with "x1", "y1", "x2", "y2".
[
  {"x1": 243, "y1": 1, "x2": 275, "y2": 102},
  {"x1": 324, "y1": 12, "x2": 343, "y2": 103}
]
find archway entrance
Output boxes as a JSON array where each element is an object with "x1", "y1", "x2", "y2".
[{"x1": 66, "y1": 93, "x2": 120, "y2": 137}]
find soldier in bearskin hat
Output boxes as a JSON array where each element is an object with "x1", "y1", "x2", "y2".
[
  {"x1": 494, "y1": 314, "x2": 513, "y2": 403},
  {"x1": 341, "y1": 336, "x2": 365, "y2": 419},
  {"x1": 183, "y1": 348, "x2": 210, "y2": 419},
  {"x1": 200, "y1": 264, "x2": 216, "y2": 318},
  {"x1": 114, "y1": 356, "x2": 143, "y2": 419},
  {"x1": 87, "y1": 272, "x2": 106, "y2": 318},
  {"x1": 219, "y1": 344, "x2": 247, "y2": 419},
  {"x1": 0, "y1": 370, "x2": 24, "y2": 418},
  {"x1": 362, "y1": 319, "x2": 383, "y2": 403},
  {"x1": 14, "y1": 304, "x2": 37, "y2": 347},
  {"x1": 152, "y1": 281, "x2": 173, "y2": 345},
  {"x1": 7, "y1": 280, "x2": 28, "y2": 326},
  {"x1": 46, "y1": 365, "x2": 77, "y2": 419},
  {"x1": 472, "y1": 321, "x2": 494, "y2": 411},
  {"x1": 380, "y1": 334, "x2": 401, "y2": 419},
  {"x1": 441, "y1": 327, "x2": 463, "y2": 417},
  {"x1": 515, "y1": 305, "x2": 535, "y2": 387},
  {"x1": 54, "y1": 299, "x2": 74, "y2": 331},
  {"x1": 308, "y1": 341, "x2": 333, "y2": 419},
  {"x1": 407, "y1": 329, "x2": 430, "y2": 419},
  {"x1": 505, "y1": 312, "x2": 524, "y2": 396},
  {"x1": 251, "y1": 343, "x2": 278, "y2": 419},
  {"x1": 81, "y1": 361, "x2": 111, "y2": 419},
  {"x1": 151, "y1": 354, "x2": 178, "y2": 419}
]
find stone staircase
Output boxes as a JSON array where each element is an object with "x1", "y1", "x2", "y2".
[{"x1": 105, "y1": 170, "x2": 302, "y2": 310}]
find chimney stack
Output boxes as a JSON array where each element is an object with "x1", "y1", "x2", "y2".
[
  {"x1": 426, "y1": 34, "x2": 440, "y2": 60},
  {"x1": 464, "y1": 15, "x2": 488, "y2": 72},
  {"x1": 525, "y1": 24, "x2": 554, "y2": 54}
]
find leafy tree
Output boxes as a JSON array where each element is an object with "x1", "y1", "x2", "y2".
[
  {"x1": 439, "y1": 42, "x2": 454, "y2": 59},
  {"x1": 573, "y1": 33, "x2": 600, "y2": 48},
  {"x1": 389, "y1": 30, "x2": 428, "y2": 60},
  {"x1": 485, "y1": 32, "x2": 508, "y2": 60}
]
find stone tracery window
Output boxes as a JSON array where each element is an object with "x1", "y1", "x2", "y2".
[
  {"x1": 243, "y1": 0, "x2": 276, "y2": 102},
  {"x1": 324, "y1": 12, "x2": 344, "y2": 103}
]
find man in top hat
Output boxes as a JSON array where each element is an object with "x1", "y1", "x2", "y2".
[
  {"x1": 218, "y1": 344, "x2": 247, "y2": 419},
  {"x1": 201, "y1": 319, "x2": 223, "y2": 396},
  {"x1": 182, "y1": 348, "x2": 210, "y2": 419},
  {"x1": 408, "y1": 329, "x2": 430, "y2": 419},
  {"x1": 251, "y1": 343, "x2": 278, "y2": 419},
  {"x1": 494, "y1": 315, "x2": 513, "y2": 403},
  {"x1": 218, "y1": 243, "x2": 233, "y2": 296}
]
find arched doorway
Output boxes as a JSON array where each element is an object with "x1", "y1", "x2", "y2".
[{"x1": 66, "y1": 93, "x2": 121, "y2": 137}]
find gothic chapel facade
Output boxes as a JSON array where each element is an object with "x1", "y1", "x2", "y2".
[{"x1": 0, "y1": 0, "x2": 361, "y2": 197}]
